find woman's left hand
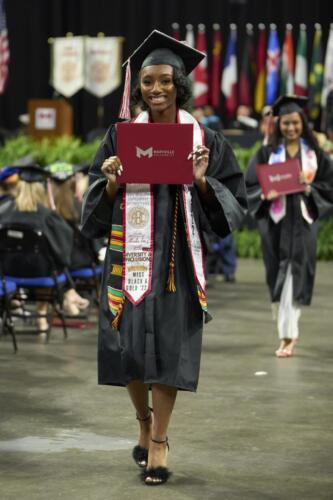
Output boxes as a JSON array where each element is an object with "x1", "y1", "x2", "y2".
[
  {"x1": 299, "y1": 171, "x2": 307, "y2": 184},
  {"x1": 188, "y1": 145, "x2": 210, "y2": 183}
]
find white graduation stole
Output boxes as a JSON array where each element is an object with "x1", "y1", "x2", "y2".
[
  {"x1": 268, "y1": 139, "x2": 317, "y2": 224},
  {"x1": 122, "y1": 109, "x2": 206, "y2": 304}
]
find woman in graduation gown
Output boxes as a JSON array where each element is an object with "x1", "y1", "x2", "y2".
[
  {"x1": 245, "y1": 95, "x2": 333, "y2": 358},
  {"x1": 81, "y1": 30, "x2": 247, "y2": 485}
]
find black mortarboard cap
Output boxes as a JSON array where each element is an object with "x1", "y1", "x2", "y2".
[
  {"x1": 125, "y1": 30, "x2": 205, "y2": 75},
  {"x1": 272, "y1": 95, "x2": 308, "y2": 117},
  {"x1": 119, "y1": 30, "x2": 205, "y2": 119},
  {"x1": 45, "y1": 161, "x2": 89, "y2": 182},
  {"x1": 17, "y1": 165, "x2": 49, "y2": 183}
]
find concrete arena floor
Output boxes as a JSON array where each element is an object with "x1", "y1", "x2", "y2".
[{"x1": 0, "y1": 259, "x2": 332, "y2": 500}]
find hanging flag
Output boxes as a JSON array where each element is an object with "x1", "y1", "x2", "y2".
[
  {"x1": 185, "y1": 24, "x2": 195, "y2": 85},
  {"x1": 308, "y1": 24, "x2": 324, "y2": 121},
  {"x1": 193, "y1": 24, "x2": 209, "y2": 106},
  {"x1": 185, "y1": 23, "x2": 195, "y2": 48},
  {"x1": 221, "y1": 24, "x2": 238, "y2": 119},
  {"x1": 239, "y1": 23, "x2": 255, "y2": 108},
  {"x1": 0, "y1": 0, "x2": 10, "y2": 94},
  {"x1": 51, "y1": 36, "x2": 85, "y2": 97},
  {"x1": 265, "y1": 24, "x2": 280, "y2": 105},
  {"x1": 280, "y1": 24, "x2": 294, "y2": 95},
  {"x1": 84, "y1": 36, "x2": 123, "y2": 97},
  {"x1": 171, "y1": 22, "x2": 180, "y2": 41},
  {"x1": 211, "y1": 23, "x2": 222, "y2": 109},
  {"x1": 254, "y1": 24, "x2": 266, "y2": 114},
  {"x1": 294, "y1": 24, "x2": 308, "y2": 96},
  {"x1": 321, "y1": 23, "x2": 333, "y2": 108}
]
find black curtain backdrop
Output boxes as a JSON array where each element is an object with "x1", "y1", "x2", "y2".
[{"x1": 1, "y1": 0, "x2": 333, "y2": 138}]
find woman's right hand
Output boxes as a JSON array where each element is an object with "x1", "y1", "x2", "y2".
[
  {"x1": 101, "y1": 156, "x2": 123, "y2": 199},
  {"x1": 101, "y1": 156, "x2": 123, "y2": 185},
  {"x1": 261, "y1": 190, "x2": 279, "y2": 201}
]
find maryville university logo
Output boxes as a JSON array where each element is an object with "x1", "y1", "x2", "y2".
[{"x1": 136, "y1": 146, "x2": 175, "y2": 159}]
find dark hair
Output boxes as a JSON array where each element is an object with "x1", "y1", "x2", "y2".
[
  {"x1": 269, "y1": 110, "x2": 320, "y2": 153},
  {"x1": 131, "y1": 67, "x2": 192, "y2": 111}
]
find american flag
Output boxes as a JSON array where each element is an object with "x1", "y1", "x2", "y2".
[{"x1": 0, "y1": 0, "x2": 10, "y2": 94}]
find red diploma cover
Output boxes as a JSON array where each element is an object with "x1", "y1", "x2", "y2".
[
  {"x1": 116, "y1": 122, "x2": 193, "y2": 184},
  {"x1": 256, "y1": 159, "x2": 306, "y2": 196}
]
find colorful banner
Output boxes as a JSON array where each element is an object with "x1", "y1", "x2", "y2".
[
  {"x1": 221, "y1": 25, "x2": 238, "y2": 118},
  {"x1": 254, "y1": 25, "x2": 266, "y2": 114},
  {"x1": 239, "y1": 24, "x2": 255, "y2": 107},
  {"x1": 210, "y1": 24, "x2": 222, "y2": 109},
  {"x1": 308, "y1": 26, "x2": 324, "y2": 120},
  {"x1": 0, "y1": 0, "x2": 10, "y2": 94},
  {"x1": 193, "y1": 24, "x2": 209, "y2": 106},
  {"x1": 265, "y1": 25, "x2": 280, "y2": 105},
  {"x1": 294, "y1": 25, "x2": 308, "y2": 97},
  {"x1": 280, "y1": 25, "x2": 294, "y2": 95},
  {"x1": 321, "y1": 24, "x2": 333, "y2": 108}
]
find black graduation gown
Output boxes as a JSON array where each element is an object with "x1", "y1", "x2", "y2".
[
  {"x1": 0, "y1": 200, "x2": 74, "y2": 275},
  {"x1": 81, "y1": 124, "x2": 247, "y2": 391},
  {"x1": 245, "y1": 144, "x2": 333, "y2": 305}
]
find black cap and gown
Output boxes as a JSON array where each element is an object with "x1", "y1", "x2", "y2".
[
  {"x1": 81, "y1": 30, "x2": 247, "y2": 391},
  {"x1": 245, "y1": 95, "x2": 333, "y2": 306}
]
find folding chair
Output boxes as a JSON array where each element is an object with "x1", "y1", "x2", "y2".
[
  {"x1": 0, "y1": 223, "x2": 68, "y2": 340},
  {"x1": 0, "y1": 277, "x2": 18, "y2": 352}
]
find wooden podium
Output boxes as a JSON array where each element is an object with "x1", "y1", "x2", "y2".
[{"x1": 27, "y1": 99, "x2": 73, "y2": 139}]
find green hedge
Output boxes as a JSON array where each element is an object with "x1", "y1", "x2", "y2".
[
  {"x1": 0, "y1": 134, "x2": 101, "y2": 166},
  {"x1": 234, "y1": 218, "x2": 333, "y2": 261},
  {"x1": 1, "y1": 135, "x2": 333, "y2": 260}
]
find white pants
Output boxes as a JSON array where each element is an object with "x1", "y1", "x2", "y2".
[{"x1": 271, "y1": 264, "x2": 301, "y2": 340}]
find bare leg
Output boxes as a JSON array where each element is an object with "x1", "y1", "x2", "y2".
[
  {"x1": 283, "y1": 339, "x2": 297, "y2": 355},
  {"x1": 127, "y1": 379, "x2": 151, "y2": 449},
  {"x1": 148, "y1": 384, "x2": 177, "y2": 469},
  {"x1": 36, "y1": 301, "x2": 49, "y2": 331}
]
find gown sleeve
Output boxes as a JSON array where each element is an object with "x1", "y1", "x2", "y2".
[
  {"x1": 306, "y1": 150, "x2": 333, "y2": 219},
  {"x1": 196, "y1": 127, "x2": 248, "y2": 237},
  {"x1": 80, "y1": 125, "x2": 116, "y2": 238},
  {"x1": 244, "y1": 146, "x2": 271, "y2": 219}
]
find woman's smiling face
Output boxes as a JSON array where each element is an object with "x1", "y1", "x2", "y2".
[
  {"x1": 139, "y1": 64, "x2": 177, "y2": 115},
  {"x1": 279, "y1": 112, "x2": 303, "y2": 142}
]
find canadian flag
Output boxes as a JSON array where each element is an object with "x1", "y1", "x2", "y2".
[{"x1": 193, "y1": 24, "x2": 209, "y2": 106}]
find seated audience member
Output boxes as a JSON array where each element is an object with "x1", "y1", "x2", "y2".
[
  {"x1": 47, "y1": 162, "x2": 103, "y2": 313},
  {"x1": 202, "y1": 105, "x2": 224, "y2": 131},
  {"x1": 230, "y1": 105, "x2": 259, "y2": 130},
  {"x1": 0, "y1": 165, "x2": 74, "y2": 331}
]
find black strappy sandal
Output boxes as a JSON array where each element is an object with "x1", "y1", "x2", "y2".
[
  {"x1": 132, "y1": 407, "x2": 153, "y2": 468},
  {"x1": 141, "y1": 437, "x2": 171, "y2": 486}
]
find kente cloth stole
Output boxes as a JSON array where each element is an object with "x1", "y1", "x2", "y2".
[
  {"x1": 268, "y1": 139, "x2": 318, "y2": 224},
  {"x1": 107, "y1": 109, "x2": 207, "y2": 328}
]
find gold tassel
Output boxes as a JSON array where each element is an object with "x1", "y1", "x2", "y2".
[
  {"x1": 111, "y1": 303, "x2": 124, "y2": 330},
  {"x1": 166, "y1": 262, "x2": 176, "y2": 292},
  {"x1": 166, "y1": 189, "x2": 179, "y2": 293}
]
